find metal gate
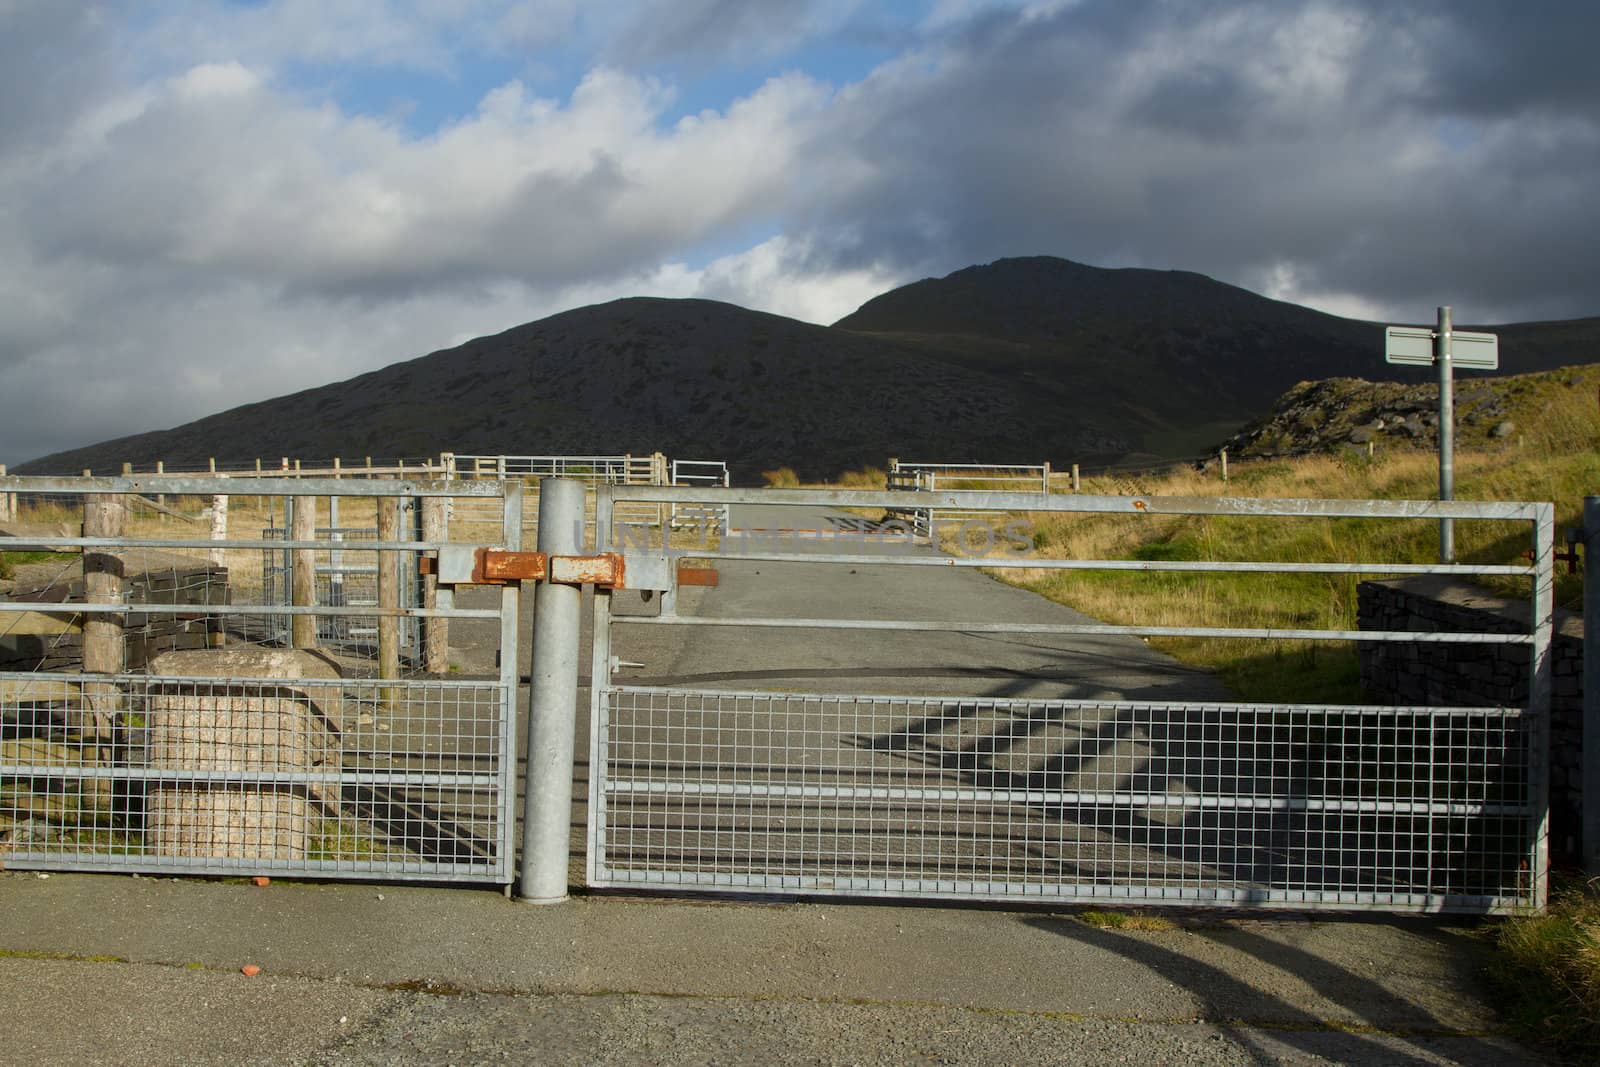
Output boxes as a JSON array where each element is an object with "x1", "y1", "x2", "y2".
[
  {"x1": 584, "y1": 483, "x2": 1553, "y2": 913},
  {"x1": 0, "y1": 473, "x2": 523, "y2": 883}
]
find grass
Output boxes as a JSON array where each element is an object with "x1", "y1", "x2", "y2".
[
  {"x1": 988, "y1": 415, "x2": 1598, "y2": 704},
  {"x1": 1487, "y1": 877, "x2": 1600, "y2": 1059},
  {"x1": 0, "y1": 550, "x2": 77, "y2": 581},
  {"x1": 1075, "y1": 908, "x2": 1176, "y2": 932}
]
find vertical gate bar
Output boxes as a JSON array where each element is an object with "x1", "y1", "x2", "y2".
[
  {"x1": 290, "y1": 494, "x2": 317, "y2": 648},
  {"x1": 498, "y1": 479, "x2": 523, "y2": 885},
  {"x1": 519, "y1": 477, "x2": 585, "y2": 902},
  {"x1": 1529, "y1": 503, "x2": 1554, "y2": 909},
  {"x1": 587, "y1": 484, "x2": 615, "y2": 885},
  {"x1": 1584, "y1": 496, "x2": 1600, "y2": 875},
  {"x1": 1436, "y1": 306, "x2": 1455, "y2": 563}
]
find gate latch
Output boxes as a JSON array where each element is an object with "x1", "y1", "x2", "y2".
[{"x1": 424, "y1": 548, "x2": 706, "y2": 592}]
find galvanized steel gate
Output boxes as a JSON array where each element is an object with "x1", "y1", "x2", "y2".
[
  {"x1": 584, "y1": 484, "x2": 1554, "y2": 913},
  {"x1": 0, "y1": 472, "x2": 1558, "y2": 911},
  {"x1": 0, "y1": 474, "x2": 522, "y2": 883}
]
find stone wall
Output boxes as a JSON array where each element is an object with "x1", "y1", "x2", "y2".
[{"x1": 1358, "y1": 576, "x2": 1584, "y2": 864}]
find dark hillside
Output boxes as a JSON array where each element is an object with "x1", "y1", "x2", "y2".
[{"x1": 19, "y1": 257, "x2": 1600, "y2": 480}]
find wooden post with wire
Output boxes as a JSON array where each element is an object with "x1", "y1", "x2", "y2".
[
  {"x1": 290, "y1": 495, "x2": 317, "y2": 649},
  {"x1": 421, "y1": 494, "x2": 448, "y2": 674},
  {"x1": 83, "y1": 489, "x2": 126, "y2": 750},
  {"x1": 377, "y1": 492, "x2": 401, "y2": 704}
]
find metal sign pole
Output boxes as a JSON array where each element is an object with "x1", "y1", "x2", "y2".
[
  {"x1": 1585, "y1": 496, "x2": 1600, "y2": 875},
  {"x1": 1436, "y1": 305, "x2": 1455, "y2": 563}
]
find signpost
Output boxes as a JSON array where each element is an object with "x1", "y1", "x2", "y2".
[{"x1": 1384, "y1": 307, "x2": 1500, "y2": 563}]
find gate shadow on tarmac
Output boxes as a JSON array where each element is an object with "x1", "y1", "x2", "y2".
[
  {"x1": 1021, "y1": 915, "x2": 1523, "y2": 1066},
  {"x1": 844, "y1": 677, "x2": 1529, "y2": 905}
]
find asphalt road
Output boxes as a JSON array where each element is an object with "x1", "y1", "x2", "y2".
[{"x1": 0, "y1": 502, "x2": 1546, "y2": 1064}]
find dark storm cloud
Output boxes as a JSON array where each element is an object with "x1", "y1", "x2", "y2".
[
  {"x1": 789, "y1": 0, "x2": 1600, "y2": 323},
  {"x1": 1386, "y1": 1, "x2": 1600, "y2": 119}
]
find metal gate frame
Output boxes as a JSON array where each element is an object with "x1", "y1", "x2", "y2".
[
  {"x1": 0, "y1": 473, "x2": 524, "y2": 883},
  {"x1": 583, "y1": 483, "x2": 1554, "y2": 913}
]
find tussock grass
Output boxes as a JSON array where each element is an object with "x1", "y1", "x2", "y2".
[
  {"x1": 1489, "y1": 877, "x2": 1600, "y2": 1058},
  {"x1": 1076, "y1": 908, "x2": 1176, "y2": 932},
  {"x1": 761, "y1": 466, "x2": 801, "y2": 488},
  {"x1": 830, "y1": 466, "x2": 887, "y2": 490},
  {"x1": 1000, "y1": 377, "x2": 1600, "y2": 703}
]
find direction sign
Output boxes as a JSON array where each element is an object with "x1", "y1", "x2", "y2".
[{"x1": 1384, "y1": 325, "x2": 1499, "y2": 369}]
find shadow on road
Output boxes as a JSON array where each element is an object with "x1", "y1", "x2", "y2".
[
  {"x1": 1021, "y1": 915, "x2": 1522, "y2": 1065},
  {"x1": 843, "y1": 680, "x2": 1530, "y2": 903}
]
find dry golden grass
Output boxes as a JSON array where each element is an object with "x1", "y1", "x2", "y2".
[
  {"x1": 1490, "y1": 877, "x2": 1600, "y2": 1057},
  {"x1": 990, "y1": 371, "x2": 1600, "y2": 703}
]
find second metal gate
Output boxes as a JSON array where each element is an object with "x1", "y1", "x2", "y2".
[{"x1": 584, "y1": 484, "x2": 1552, "y2": 913}]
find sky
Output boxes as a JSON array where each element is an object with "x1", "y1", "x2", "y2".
[{"x1": 2, "y1": 0, "x2": 1597, "y2": 466}]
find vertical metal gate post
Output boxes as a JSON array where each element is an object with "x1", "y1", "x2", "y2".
[
  {"x1": 1436, "y1": 305, "x2": 1455, "y2": 563},
  {"x1": 1585, "y1": 495, "x2": 1600, "y2": 875},
  {"x1": 1531, "y1": 503, "x2": 1555, "y2": 909},
  {"x1": 518, "y1": 477, "x2": 586, "y2": 902}
]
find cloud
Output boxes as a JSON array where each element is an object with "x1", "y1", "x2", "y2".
[
  {"x1": 779, "y1": 0, "x2": 1600, "y2": 322},
  {"x1": 2, "y1": 0, "x2": 1598, "y2": 467},
  {"x1": 602, "y1": 0, "x2": 867, "y2": 70}
]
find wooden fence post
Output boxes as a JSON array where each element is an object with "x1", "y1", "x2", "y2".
[
  {"x1": 377, "y1": 492, "x2": 400, "y2": 703},
  {"x1": 1220, "y1": 449, "x2": 1229, "y2": 483},
  {"x1": 0, "y1": 464, "x2": 11, "y2": 523},
  {"x1": 421, "y1": 495, "x2": 448, "y2": 674},
  {"x1": 83, "y1": 491, "x2": 126, "y2": 747},
  {"x1": 290, "y1": 495, "x2": 317, "y2": 649},
  {"x1": 1071, "y1": 463, "x2": 1081, "y2": 493}
]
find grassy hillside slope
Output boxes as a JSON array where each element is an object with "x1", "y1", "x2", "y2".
[{"x1": 998, "y1": 362, "x2": 1600, "y2": 704}]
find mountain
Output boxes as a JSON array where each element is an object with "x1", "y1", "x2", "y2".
[
  {"x1": 834, "y1": 257, "x2": 1600, "y2": 455},
  {"x1": 18, "y1": 257, "x2": 1600, "y2": 481}
]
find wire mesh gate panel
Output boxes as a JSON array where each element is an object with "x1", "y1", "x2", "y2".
[
  {"x1": 586, "y1": 485, "x2": 1554, "y2": 913},
  {"x1": 0, "y1": 474, "x2": 522, "y2": 883},
  {"x1": 594, "y1": 689, "x2": 1533, "y2": 907}
]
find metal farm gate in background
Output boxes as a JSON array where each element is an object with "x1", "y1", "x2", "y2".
[{"x1": 580, "y1": 483, "x2": 1554, "y2": 913}]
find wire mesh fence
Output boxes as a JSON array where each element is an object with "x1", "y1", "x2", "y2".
[
  {"x1": 1, "y1": 673, "x2": 509, "y2": 879},
  {"x1": 592, "y1": 688, "x2": 1535, "y2": 908},
  {"x1": 0, "y1": 474, "x2": 520, "y2": 883}
]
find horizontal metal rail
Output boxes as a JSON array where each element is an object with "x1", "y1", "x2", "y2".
[
  {"x1": 602, "y1": 779, "x2": 1527, "y2": 818},
  {"x1": 12, "y1": 857, "x2": 501, "y2": 880},
  {"x1": 0, "y1": 765, "x2": 496, "y2": 788},
  {"x1": 0, "y1": 475, "x2": 502, "y2": 497},
  {"x1": 586, "y1": 869, "x2": 1509, "y2": 913},
  {"x1": 602, "y1": 684, "x2": 1528, "y2": 717},
  {"x1": 1, "y1": 671, "x2": 504, "y2": 687},
  {"x1": 0, "y1": 602, "x2": 498, "y2": 619},
  {"x1": 1, "y1": 536, "x2": 461, "y2": 552},
  {"x1": 614, "y1": 615, "x2": 1533, "y2": 644},
  {"x1": 603, "y1": 484, "x2": 1549, "y2": 521},
  {"x1": 699, "y1": 549, "x2": 1534, "y2": 577}
]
